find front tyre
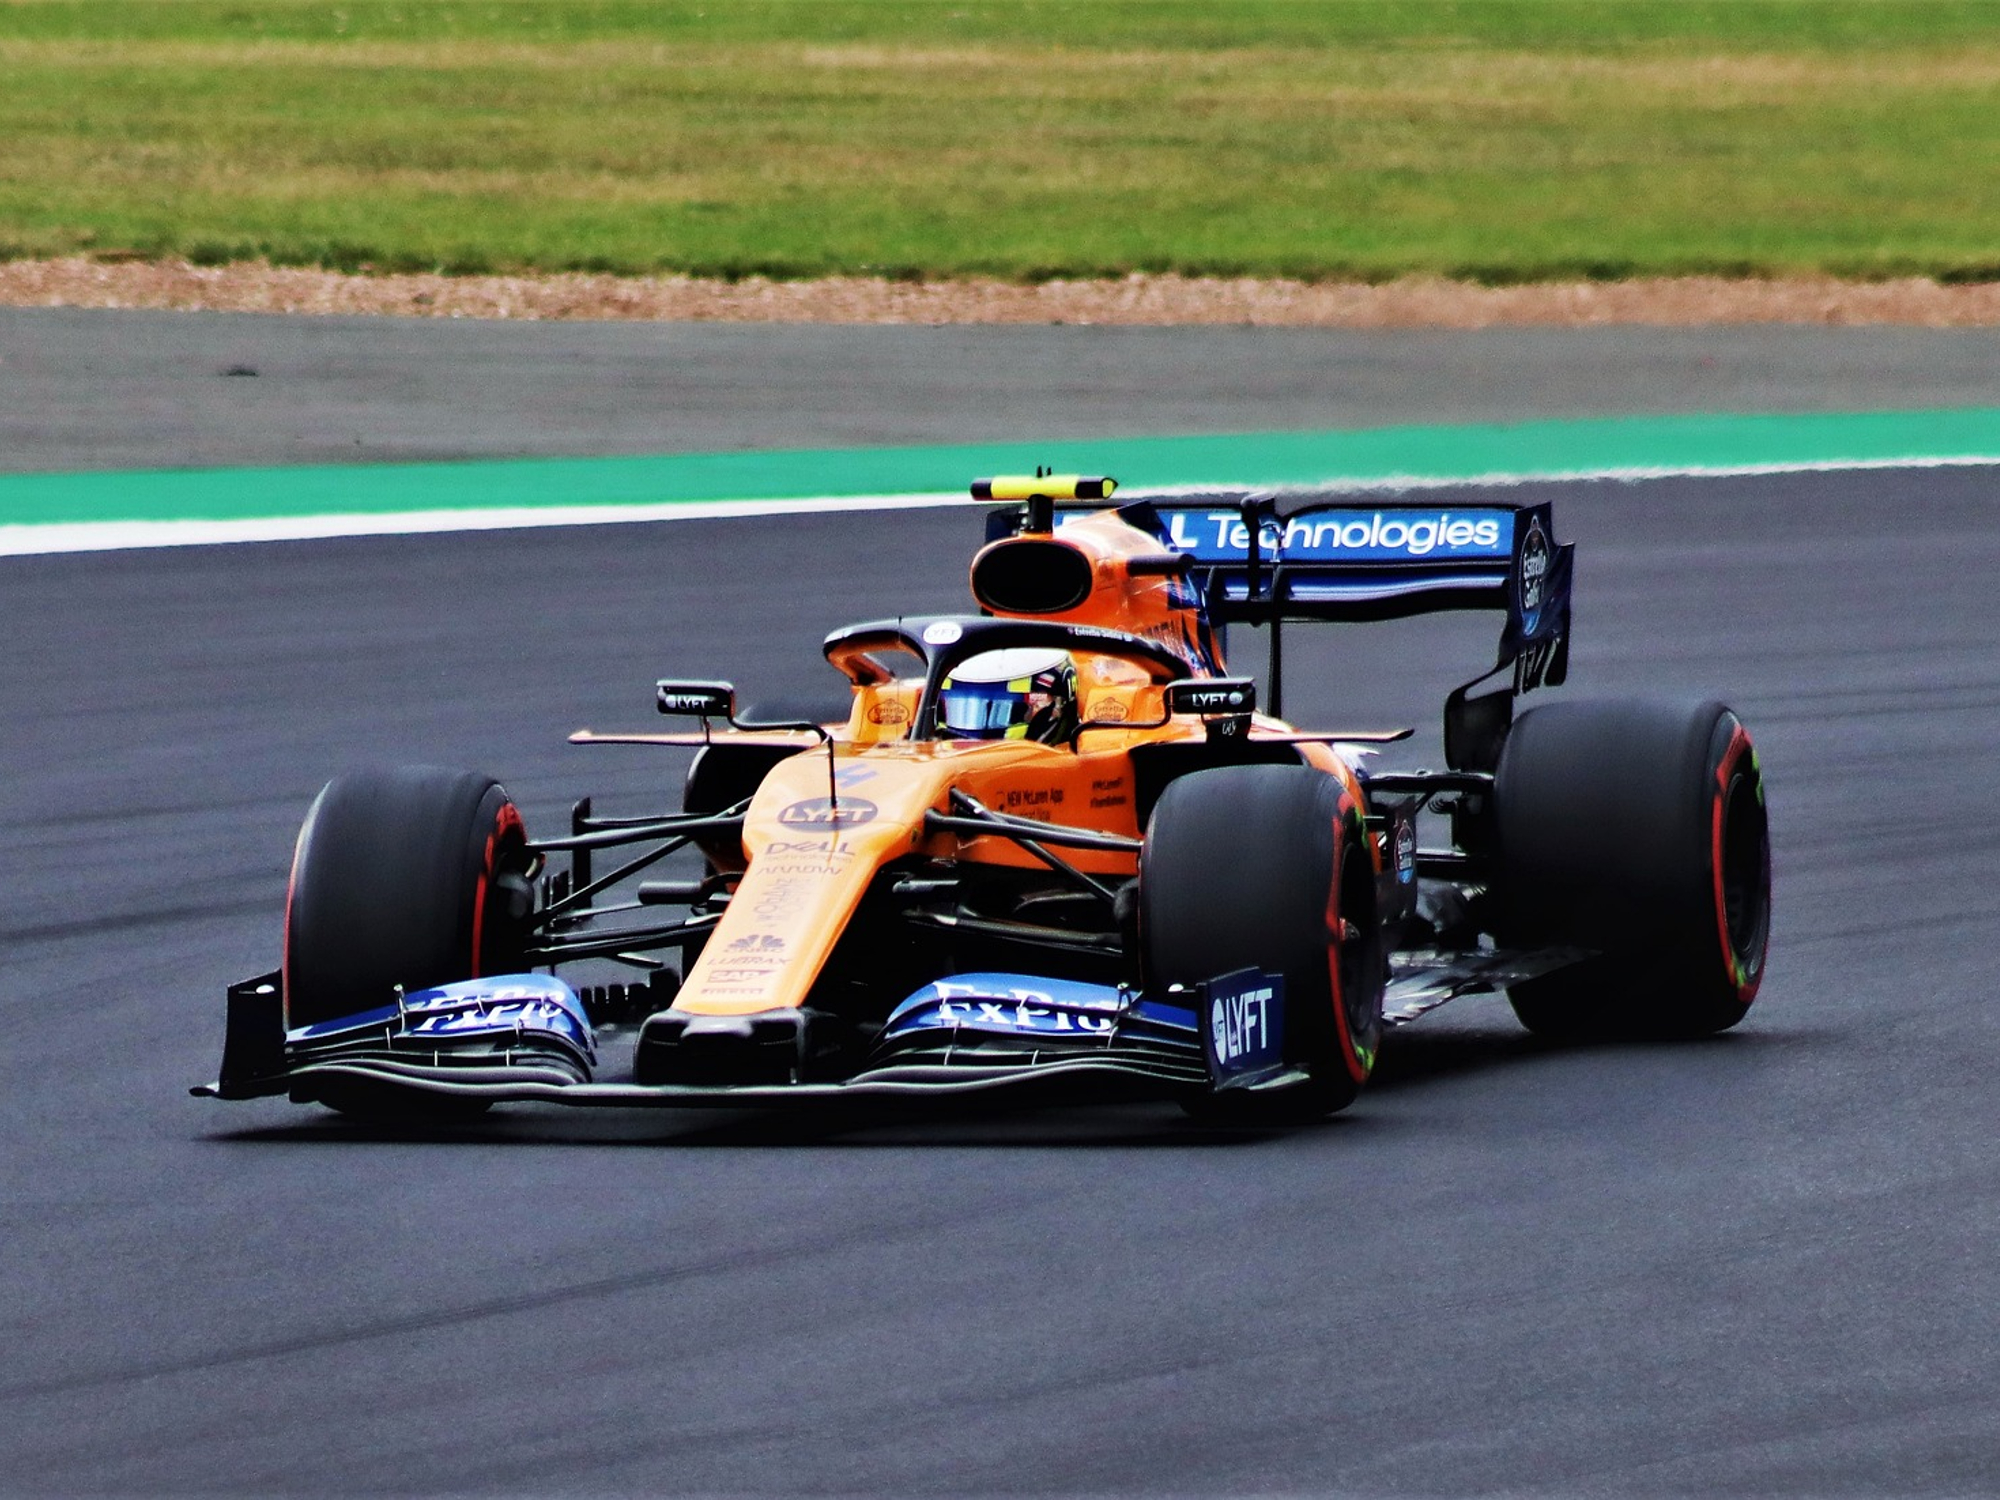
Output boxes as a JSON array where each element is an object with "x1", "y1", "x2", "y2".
[
  {"x1": 1141, "y1": 765, "x2": 1383, "y2": 1121},
  {"x1": 1494, "y1": 699, "x2": 1771, "y2": 1039},
  {"x1": 284, "y1": 766, "x2": 533, "y2": 1030}
]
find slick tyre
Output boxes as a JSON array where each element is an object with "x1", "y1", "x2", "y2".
[
  {"x1": 284, "y1": 766, "x2": 533, "y2": 1030},
  {"x1": 1493, "y1": 699, "x2": 1771, "y2": 1039},
  {"x1": 1141, "y1": 764, "x2": 1383, "y2": 1122}
]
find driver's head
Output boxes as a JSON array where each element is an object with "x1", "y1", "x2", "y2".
[{"x1": 938, "y1": 647, "x2": 1079, "y2": 743}]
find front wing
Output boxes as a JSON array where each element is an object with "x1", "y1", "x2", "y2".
[{"x1": 193, "y1": 950, "x2": 1584, "y2": 1113}]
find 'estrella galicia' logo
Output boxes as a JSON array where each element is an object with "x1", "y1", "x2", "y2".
[
  {"x1": 1517, "y1": 515, "x2": 1551, "y2": 631},
  {"x1": 778, "y1": 797, "x2": 878, "y2": 828}
]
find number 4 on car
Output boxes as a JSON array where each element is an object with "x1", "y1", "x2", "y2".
[{"x1": 194, "y1": 476, "x2": 1771, "y2": 1126}]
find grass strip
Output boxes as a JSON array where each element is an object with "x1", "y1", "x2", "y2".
[{"x1": 3, "y1": 2, "x2": 2000, "y2": 282}]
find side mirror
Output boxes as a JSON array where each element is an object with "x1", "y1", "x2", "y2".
[
  {"x1": 656, "y1": 680, "x2": 737, "y2": 719},
  {"x1": 1165, "y1": 678, "x2": 1257, "y2": 717}
]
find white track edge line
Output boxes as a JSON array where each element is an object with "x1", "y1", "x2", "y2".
[
  {"x1": 2, "y1": 451, "x2": 1995, "y2": 557},
  {"x1": 0, "y1": 490, "x2": 973, "y2": 557}
]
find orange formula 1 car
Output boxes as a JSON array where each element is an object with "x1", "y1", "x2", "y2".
[{"x1": 197, "y1": 477, "x2": 1772, "y2": 1123}]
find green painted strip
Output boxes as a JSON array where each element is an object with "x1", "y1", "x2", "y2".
[{"x1": 4, "y1": 407, "x2": 1999, "y2": 526}]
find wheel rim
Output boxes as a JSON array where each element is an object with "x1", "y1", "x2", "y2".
[
  {"x1": 1331, "y1": 844, "x2": 1382, "y2": 1077},
  {"x1": 1717, "y1": 765, "x2": 1771, "y2": 985},
  {"x1": 472, "y1": 799, "x2": 531, "y2": 978}
]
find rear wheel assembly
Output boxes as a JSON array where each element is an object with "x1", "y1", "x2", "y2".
[{"x1": 1493, "y1": 698, "x2": 1771, "y2": 1039}]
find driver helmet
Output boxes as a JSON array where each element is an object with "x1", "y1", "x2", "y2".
[{"x1": 938, "y1": 647, "x2": 1079, "y2": 743}]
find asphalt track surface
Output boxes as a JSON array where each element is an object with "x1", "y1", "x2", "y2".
[
  {"x1": 10, "y1": 307, "x2": 2000, "y2": 471},
  {"x1": 3, "y1": 321, "x2": 1998, "y2": 1496}
]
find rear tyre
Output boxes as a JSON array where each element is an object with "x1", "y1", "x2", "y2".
[
  {"x1": 1141, "y1": 765, "x2": 1383, "y2": 1122},
  {"x1": 1494, "y1": 699, "x2": 1770, "y2": 1039},
  {"x1": 284, "y1": 764, "x2": 533, "y2": 1030}
]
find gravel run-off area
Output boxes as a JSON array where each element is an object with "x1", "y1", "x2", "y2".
[{"x1": 6, "y1": 258, "x2": 2000, "y2": 326}]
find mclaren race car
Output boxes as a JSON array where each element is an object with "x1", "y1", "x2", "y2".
[{"x1": 196, "y1": 476, "x2": 1772, "y2": 1123}]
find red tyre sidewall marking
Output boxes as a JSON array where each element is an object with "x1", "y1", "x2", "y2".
[
  {"x1": 470, "y1": 801, "x2": 526, "y2": 979},
  {"x1": 1710, "y1": 722, "x2": 1763, "y2": 1008},
  {"x1": 1325, "y1": 789, "x2": 1370, "y2": 1084}
]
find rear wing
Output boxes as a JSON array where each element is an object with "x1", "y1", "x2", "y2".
[
  {"x1": 985, "y1": 488, "x2": 1574, "y2": 766},
  {"x1": 1134, "y1": 488, "x2": 1558, "y2": 617},
  {"x1": 1035, "y1": 492, "x2": 1570, "y2": 674}
]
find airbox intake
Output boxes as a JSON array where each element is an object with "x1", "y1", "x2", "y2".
[{"x1": 970, "y1": 539, "x2": 1094, "y2": 615}]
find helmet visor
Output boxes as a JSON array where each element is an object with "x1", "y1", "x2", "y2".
[{"x1": 939, "y1": 679, "x2": 1033, "y2": 739}]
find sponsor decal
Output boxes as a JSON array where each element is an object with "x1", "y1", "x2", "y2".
[
  {"x1": 933, "y1": 978, "x2": 1119, "y2": 1010},
  {"x1": 930, "y1": 980, "x2": 1118, "y2": 1034},
  {"x1": 1091, "y1": 658, "x2": 1153, "y2": 687},
  {"x1": 778, "y1": 796, "x2": 878, "y2": 828},
  {"x1": 1156, "y1": 509, "x2": 1512, "y2": 563},
  {"x1": 1210, "y1": 985, "x2": 1274, "y2": 1066},
  {"x1": 658, "y1": 691, "x2": 723, "y2": 714},
  {"x1": 1086, "y1": 696, "x2": 1128, "y2": 723},
  {"x1": 762, "y1": 838, "x2": 850, "y2": 858},
  {"x1": 1003, "y1": 787, "x2": 1064, "y2": 813},
  {"x1": 867, "y1": 701, "x2": 910, "y2": 726},
  {"x1": 1395, "y1": 820, "x2": 1417, "y2": 885},
  {"x1": 406, "y1": 980, "x2": 566, "y2": 1008},
  {"x1": 741, "y1": 874, "x2": 816, "y2": 928},
  {"x1": 1518, "y1": 514, "x2": 1551, "y2": 629},
  {"x1": 922, "y1": 620, "x2": 964, "y2": 645},
  {"x1": 834, "y1": 765, "x2": 878, "y2": 788},
  {"x1": 704, "y1": 966, "x2": 782, "y2": 984},
  {"x1": 706, "y1": 938, "x2": 788, "y2": 981},
  {"x1": 935, "y1": 999, "x2": 1114, "y2": 1033},
  {"x1": 1069, "y1": 625, "x2": 1152, "y2": 652},
  {"x1": 1173, "y1": 684, "x2": 1252, "y2": 715},
  {"x1": 1201, "y1": 969, "x2": 1285, "y2": 1085},
  {"x1": 883, "y1": 975, "x2": 1133, "y2": 1039},
  {"x1": 655, "y1": 681, "x2": 736, "y2": 717},
  {"x1": 404, "y1": 999, "x2": 574, "y2": 1036},
  {"x1": 753, "y1": 857, "x2": 857, "y2": 878}
]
